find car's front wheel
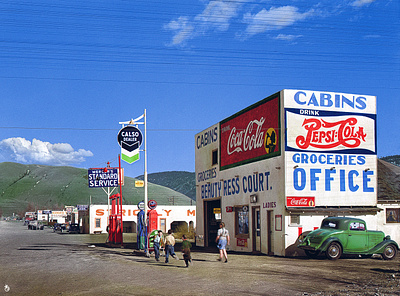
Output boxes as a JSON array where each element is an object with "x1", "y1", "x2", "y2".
[
  {"x1": 382, "y1": 244, "x2": 397, "y2": 260},
  {"x1": 326, "y1": 242, "x2": 342, "y2": 260}
]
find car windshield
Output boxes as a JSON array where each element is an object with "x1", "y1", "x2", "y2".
[{"x1": 321, "y1": 220, "x2": 339, "y2": 229}]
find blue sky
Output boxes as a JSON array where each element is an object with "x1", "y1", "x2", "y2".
[{"x1": 0, "y1": 0, "x2": 399, "y2": 178}]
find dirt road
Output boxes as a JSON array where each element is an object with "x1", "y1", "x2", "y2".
[{"x1": 0, "y1": 221, "x2": 399, "y2": 295}]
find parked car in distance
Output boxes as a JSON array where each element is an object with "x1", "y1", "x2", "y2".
[
  {"x1": 298, "y1": 216, "x2": 399, "y2": 260},
  {"x1": 68, "y1": 223, "x2": 80, "y2": 234},
  {"x1": 27, "y1": 220, "x2": 44, "y2": 230},
  {"x1": 53, "y1": 223, "x2": 67, "y2": 232}
]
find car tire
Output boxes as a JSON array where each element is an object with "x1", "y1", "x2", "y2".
[
  {"x1": 326, "y1": 242, "x2": 342, "y2": 260},
  {"x1": 381, "y1": 244, "x2": 397, "y2": 260}
]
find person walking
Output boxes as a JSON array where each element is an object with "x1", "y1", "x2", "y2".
[
  {"x1": 164, "y1": 229, "x2": 178, "y2": 263},
  {"x1": 181, "y1": 234, "x2": 192, "y2": 267},
  {"x1": 216, "y1": 222, "x2": 230, "y2": 263},
  {"x1": 153, "y1": 230, "x2": 163, "y2": 262}
]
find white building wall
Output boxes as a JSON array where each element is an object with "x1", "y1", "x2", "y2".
[
  {"x1": 376, "y1": 203, "x2": 400, "y2": 245},
  {"x1": 195, "y1": 89, "x2": 390, "y2": 257},
  {"x1": 88, "y1": 204, "x2": 196, "y2": 234}
]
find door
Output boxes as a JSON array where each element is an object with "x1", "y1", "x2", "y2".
[
  {"x1": 346, "y1": 221, "x2": 367, "y2": 252},
  {"x1": 267, "y1": 210, "x2": 273, "y2": 255},
  {"x1": 204, "y1": 199, "x2": 221, "y2": 247},
  {"x1": 252, "y1": 207, "x2": 261, "y2": 252}
]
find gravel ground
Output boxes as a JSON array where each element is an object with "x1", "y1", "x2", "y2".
[{"x1": 1, "y1": 221, "x2": 399, "y2": 296}]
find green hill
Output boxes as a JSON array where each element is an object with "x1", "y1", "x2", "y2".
[
  {"x1": 0, "y1": 162, "x2": 192, "y2": 217},
  {"x1": 136, "y1": 171, "x2": 195, "y2": 200},
  {"x1": 380, "y1": 155, "x2": 400, "y2": 167}
]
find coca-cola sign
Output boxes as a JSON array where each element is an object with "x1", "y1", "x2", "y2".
[
  {"x1": 220, "y1": 94, "x2": 281, "y2": 170},
  {"x1": 286, "y1": 196, "x2": 315, "y2": 207}
]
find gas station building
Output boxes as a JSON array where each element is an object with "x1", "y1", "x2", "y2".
[
  {"x1": 80, "y1": 204, "x2": 196, "y2": 235},
  {"x1": 194, "y1": 89, "x2": 399, "y2": 256}
]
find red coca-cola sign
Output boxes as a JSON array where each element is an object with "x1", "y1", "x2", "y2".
[
  {"x1": 286, "y1": 196, "x2": 315, "y2": 207},
  {"x1": 220, "y1": 94, "x2": 280, "y2": 170}
]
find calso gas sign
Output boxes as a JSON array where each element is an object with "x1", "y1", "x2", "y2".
[{"x1": 118, "y1": 126, "x2": 143, "y2": 164}]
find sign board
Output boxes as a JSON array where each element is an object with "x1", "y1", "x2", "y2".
[
  {"x1": 148, "y1": 200, "x2": 157, "y2": 210},
  {"x1": 213, "y1": 208, "x2": 221, "y2": 214},
  {"x1": 88, "y1": 168, "x2": 119, "y2": 188},
  {"x1": 77, "y1": 205, "x2": 89, "y2": 211},
  {"x1": 135, "y1": 180, "x2": 144, "y2": 187},
  {"x1": 284, "y1": 89, "x2": 377, "y2": 207},
  {"x1": 137, "y1": 201, "x2": 145, "y2": 210},
  {"x1": 118, "y1": 126, "x2": 143, "y2": 164},
  {"x1": 220, "y1": 93, "x2": 281, "y2": 170},
  {"x1": 286, "y1": 196, "x2": 315, "y2": 207}
]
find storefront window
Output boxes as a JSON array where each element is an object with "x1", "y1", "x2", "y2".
[
  {"x1": 235, "y1": 206, "x2": 249, "y2": 238},
  {"x1": 386, "y1": 209, "x2": 400, "y2": 223}
]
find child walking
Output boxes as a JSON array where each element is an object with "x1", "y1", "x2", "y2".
[{"x1": 181, "y1": 234, "x2": 192, "y2": 267}]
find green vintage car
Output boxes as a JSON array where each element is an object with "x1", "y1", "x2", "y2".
[{"x1": 298, "y1": 217, "x2": 399, "y2": 260}]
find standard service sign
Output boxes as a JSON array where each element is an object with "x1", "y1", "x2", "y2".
[
  {"x1": 117, "y1": 126, "x2": 143, "y2": 152},
  {"x1": 88, "y1": 168, "x2": 119, "y2": 188}
]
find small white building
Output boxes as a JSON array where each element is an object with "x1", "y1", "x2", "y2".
[
  {"x1": 81, "y1": 204, "x2": 196, "y2": 234},
  {"x1": 37, "y1": 210, "x2": 67, "y2": 224},
  {"x1": 195, "y1": 89, "x2": 399, "y2": 256}
]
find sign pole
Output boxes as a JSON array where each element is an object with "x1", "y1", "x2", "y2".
[
  {"x1": 144, "y1": 109, "x2": 149, "y2": 256},
  {"x1": 117, "y1": 111, "x2": 147, "y2": 254}
]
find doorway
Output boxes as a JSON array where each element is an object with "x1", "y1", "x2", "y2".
[
  {"x1": 267, "y1": 210, "x2": 274, "y2": 255},
  {"x1": 204, "y1": 199, "x2": 221, "y2": 247},
  {"x1": 252, "y1": 206, "x2": 261, "y2": 252}
]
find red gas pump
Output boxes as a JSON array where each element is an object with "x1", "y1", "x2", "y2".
[
  {"x1": 108, "y1": 193, "x2": 123, "y2": 245},
  {"x1": 147, "y1": 200, "x2": 159, "y2": 252}
]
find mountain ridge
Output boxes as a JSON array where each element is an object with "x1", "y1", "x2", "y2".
[{"x1": 0, "y1": 162, "x2": 193, "y2": 216}]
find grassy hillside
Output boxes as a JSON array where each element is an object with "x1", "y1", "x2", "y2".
[
  {"x1": 0, "y1": 162, "x2": 192, "y2": 217},
  {"x1": 136, "y1": 171, "x2": 195, "y2": 200},
  {"x1": 380, "y1": 155, "x2": 400, "y2": 167}
]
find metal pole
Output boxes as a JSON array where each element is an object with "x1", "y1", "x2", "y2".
[
  {"x1": 144, "y1": 109, "x2": 149, "y2": 256},
  {"x1": 119, "y1": 154, "x2": 123, "y2": 247}
]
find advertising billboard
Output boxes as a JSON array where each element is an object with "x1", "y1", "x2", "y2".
[
  {"x1": 88, "y1": 168, "x2": 119, "y2": 188},
  {"x1": 284, "y1": 89, "x2": 377, "y2": 207},
  {"x1": 219, "y1": 93, "x2": 281, "y2": 170}
]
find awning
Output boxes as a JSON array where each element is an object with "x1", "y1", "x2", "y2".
[{"x1": 286, "y1": 206, "x2": 382, "y2": 215}]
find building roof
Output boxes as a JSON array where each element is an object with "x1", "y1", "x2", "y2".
[{"x1": 378, "y1": 159, "x2": 400, "y2": 201}]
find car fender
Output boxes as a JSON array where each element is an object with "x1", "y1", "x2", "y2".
[
  {"x1": 319, "y1": 237, "x2": 343, "y2": 252},
  {"x1": 369, "y1": 239, "x2": 399, "y2": 254}
]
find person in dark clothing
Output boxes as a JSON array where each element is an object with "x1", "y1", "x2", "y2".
[{"x1": 181, "y1": 234, "x2": 192, "y2": 267}]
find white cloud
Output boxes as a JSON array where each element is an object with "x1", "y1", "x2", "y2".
[
  {"x1": 351, "y1": 0, "x2": 376, "y2": 7},
  {"x1": 274, "y1": 34, "x2": 303, "y2": 41},
  {"x1": 242, "y1": 6, "x2": 314, "y2": 38},
  {"x1": 0, "y1": 137, "x2": 93, "y2": 166},
  {"x1": 164, "y1": 16, "x2": 195, "y2": 46},
  {"x1": 165, "y1": 0, "x2": 245, "y2": 46},
  {"x1": 195, "y1": 0, "x2": 242, "y2": 31}
]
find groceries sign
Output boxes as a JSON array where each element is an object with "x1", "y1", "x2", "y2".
[{"x1": 220, "y1": 93, "x2": 281, "y2": 170}]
